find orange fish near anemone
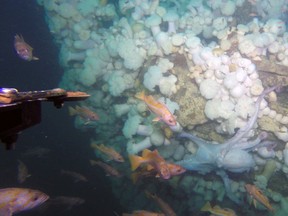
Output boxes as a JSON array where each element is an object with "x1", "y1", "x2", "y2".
[
  {"x1": 129, "y1": 149, "x2": 179, "y2": 180},
  {"x1": 90, "y1": 143, "x2": 124, "y2": 162},
  {"x1": 14, "y1": 34, "x2": 39, "y2": 61},
  {"x1": 131, "y1": 162, "x2": 186, "y2": 183},
  {"x1": 135, "y1": 91, "x2": 177, "y2": 126},
  {"x1": 245, "y1": 184, "x2": 274, "y2": 211}
]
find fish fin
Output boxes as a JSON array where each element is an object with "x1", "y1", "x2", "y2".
[
  {"x1": 0, "y1": 206, "x2": 13, "y2": 216},
  {"x1": 90, "y1": 142, "x2": 98, "y2": 149},
  {"x1": 89, "y1": 160, "x2": 97, "y2": 166},
  {"x1": 142, "y1": 149, "x2": 152, "y2": 157},
  {"x1": 14, "y1": 34, "x2": 24, "y2": 42},
  {"x1": 201, "y1": 202, "x2": 211, "y2": 212},
  {"x1": 32, "y1": 56, "x2": 39, "y2": 60},
  {"x1": 130, "y1": 173, "x2": 139, "y2": 184},
  {"x1": 213, "y1": 205, "x2": 222, "y2": 210},
  {"x1": 135, "y1": 91, "x2": 146, "y2": 100},
  {"x1": 99, "y1": 143, "x2": 106, "y2": 149},
  {"x1": 253, "y1": 199, "x2": 257, "y2": 208},
  {"x1": 68, "y1": 106, "x2": 76, "y2": 116},
  {"x1": 113, "y1": 211, "x2": 120, "y2": 216},
  {"x1": 155, "y1": 173, "x2": 160, "y2": 178},
  {"x1": 84, "y1": 120, "x2": 91, "y2": 125},
  {"x1": 128, "y1": 154, "x2": 145, "y2": 171},
  {"x1": 152, "y1": 117, "x2": 161, "y2": 122},
  {"x1": 145, "y1": 191, "x2": 156, "y2": 199},
  {"x1": 146, "y1": 164, "x2": 154, "y2": 171}
]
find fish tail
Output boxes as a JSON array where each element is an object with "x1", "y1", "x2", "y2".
[
  {"x1": 142, "y1": 148, "x2": 152, "y2": 157},
  {"x1": 89, "y1": 160, "x2": 98, "y2": 166},
  {"x1": 90, "y1": 142, "x2": 98, "y2": 149},
  {"x1": 130, "y1": 172, "x2": 139, "y2": 184},
  {"x1": 201, "y1": 202, "x2": 212, "y2": 212},
  {"x1": 135, "y1": 91, "x2": 146, "y2": 101},
  {"x1": 128, "y1": 154, "x2": 145, "y2": 171},
  {"x1": 68, "y1": 106, "x2": 77, "y2": 116},
  {"x1": 145, "y1": 190, "x2": 156, "y2": 199},
  {"x1": 14, "y1": 34, "x2": 23, "y2": 42}
]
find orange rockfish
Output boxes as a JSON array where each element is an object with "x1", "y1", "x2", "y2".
[
  {"x1": 122, "y1": 210, "x2": 165, "y2": 216},
  {"x1": 68, "y1": 105, "x2": 99, "y2": 123},
  {"x1": 135, "y1": 92, "x2": 177, "y2": 126},
  {"x1": 129, "y1": 149, "x2": 171, "y2": 179},
  {"x1": 14, "y1": 34, "x2": 39, "y2": 61},
  {"x1": 90, "y1": 143, "x2": 124, "y2": 162},
  {"x1": 201, "y1": 202, "x2": 237, "y2": 216},
  {"x1": 145, "y1": 191, "x2": 177, "y2": 216},
  {"x1": 131, "y1": 163, "x2": 185, "y2": 183},
  {"x1": 245, "y1": 184, "x2": 274, "y2": 211},
  {"x1": 0, "y1": 188, "x2": 49, "y2": 215},
  {"x1": 90, "y1": 160, "x2": 122, "y2": 177},
  {"x1": 165, "y1": 163, "x2": 186, "y2": 176}
]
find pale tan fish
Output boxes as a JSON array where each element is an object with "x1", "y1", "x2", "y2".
[
  {"x1": 0, "y1": 188, "x2": 49, "y2": 215},
  {"x1": 17, "y1": 160, "x2": 31, "y2": 184},
  {"x1": 90, "y1": 160, "x2": 122, "y2": 177}
]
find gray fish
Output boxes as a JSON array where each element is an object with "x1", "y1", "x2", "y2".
[
  {"x1": 50, "y1": 196, "x2": 85, "y2": 210},
  {"x1": 61, "y1": 170, "x2": 88, "y2": 183},
  {"x1": 17, "y1": 160, "x2": 31, "y2": 184}
]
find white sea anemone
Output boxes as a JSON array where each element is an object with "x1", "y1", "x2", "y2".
[
  {"x1": 204, "y1": 99, "x2": 234, "y2": 120},
  {"x1": 159, "y1": 75, "x2": 178, "y2": 96},
  {"x1": 268, "y1": 41, "x2": 280, "y2": 54},
  {"x1": 235, "y1": 68, "x2": 247, "y2": 82},
  {"x1": 163, "y1": 10, "x2": 179, "y2": 34},
  {"x1": 213, "y1": 17, "x2": 227, "y2": 31},
  {"x1": 224, "y1": 72, "x2": 238, "y2": 89},
  {"x1": 155, "y1": 32, "x2": 173, "y2": 55},
  {"x1": 250, "y1": 79, "x2": 264, "y2": 96},
  {"x1": 235, "y1": 95, "x2": 255, "y2": 119},
  {"x1": 230, "y1": 84, "x2": 245, "y2": 98},
  {"x1": 145, "y1": 14, "x2": 162, "y2": 36},
  {"x1": 199, "y1": 79, "x2": 221, "y2": 99},
  {"x1": 238, "y1": 39, "x2": 256, "y2": 55},
  {"x1": 221, "y1": 0, "x2": 236, "y2": 16},
  {"x1": 171, "y1": 34, "x2": 185, "y2": 46},
  {"x1": 143, "y1": 66, "x2": 163, "y2": 91}
]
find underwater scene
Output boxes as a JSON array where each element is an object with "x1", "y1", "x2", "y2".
[{"x1": 2, "y1": 0, "x2": 288, "y2": 215}]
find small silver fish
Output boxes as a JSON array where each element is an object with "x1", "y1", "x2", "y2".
[{"x1": 0, "y1": 188, "x2": 49, "y2": 215}]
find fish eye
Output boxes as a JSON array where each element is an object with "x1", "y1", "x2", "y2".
[{"x1": 33, "y1": 196, "x2": 39, "y2": 201}]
